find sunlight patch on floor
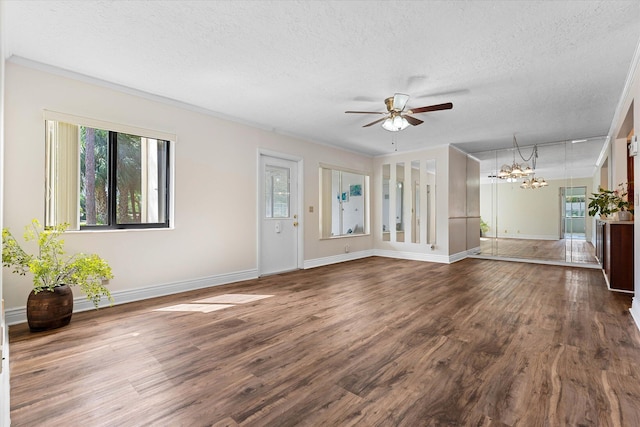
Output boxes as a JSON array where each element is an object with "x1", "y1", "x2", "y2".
[
  {"x1": 154, "y1": 294, "x2": 274, "y2": 313},
  {"x1": 194, "y1": 294, "x2": 273, "y2": 304},
  {"x1": 155, "y1": 303, "x2": 235, "y2": 313}
]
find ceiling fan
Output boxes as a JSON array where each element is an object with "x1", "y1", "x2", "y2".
[{"x1": 345, "y1": 93, "x2": 453, "y2": 132}]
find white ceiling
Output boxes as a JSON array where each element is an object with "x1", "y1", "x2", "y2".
[{"x1": 4, "y1": 0, "x2": 640, "y2": 168}]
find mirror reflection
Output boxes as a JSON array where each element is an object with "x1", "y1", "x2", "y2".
[
  {"x1": 320, "y1": 166, "x2": 369, "y2": 238},
  {"x1": 381, "y1": 159, "x2": 436, "y2": 245},
  {"x1": 396, "y1": 163, "x2": 405, "y2": 242},
  {"x1": 476, "y1": 138, "x2": 607, "y2": 265},
  {"x1": 411, "y1": 160, "x2": 420, "y2": 243},
  {"x1": 382, "y1": 164, "x2": 390, "y2": 241},
  {"x1": 425, "y1": 159, "x2": 436, "y2": 245}
]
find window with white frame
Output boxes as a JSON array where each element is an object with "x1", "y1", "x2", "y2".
[{"x1": 45, "y1": 113, "x2": 173, "y2": 230}]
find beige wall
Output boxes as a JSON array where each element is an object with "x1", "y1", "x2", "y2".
[
  {"x1": 480, "y1": 177, "x2": 593, "y2": 241},
  {"x1": 2, "y1": 61, "x2": 374, "y2": 309},
  {"x1": 448, "y1": 147, "x2": 480, "y2": 255}
]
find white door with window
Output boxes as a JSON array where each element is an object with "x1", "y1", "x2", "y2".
[{"x1": 260, "y1": 155, "x2": 299, "y2": 275}]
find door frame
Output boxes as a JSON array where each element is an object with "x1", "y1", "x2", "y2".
[
  {"x1": 560, "y1": 185, "x2": 587, "y2": 240},
  {"x1": 257, "y1": 149, "x2": 304, "y2": 276}
]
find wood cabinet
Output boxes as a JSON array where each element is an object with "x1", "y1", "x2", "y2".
[{"x1": 596, "y1": 220, "x2": 634, "y2": 292}]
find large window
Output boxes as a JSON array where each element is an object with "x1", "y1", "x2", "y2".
[{"x1": 45, "y1": 116, "x2": 172, "y2": 230}]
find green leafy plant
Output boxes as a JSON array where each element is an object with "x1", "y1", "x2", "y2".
[
  {"x1": 588, "y1": 183, "x2": 633, "y2": 217},
  {"x1": 2, "y1": 219, "x2": 114, "y2": 308},
  {"x1": 480, "y1": 218, "x2": 490, "y2": 236}
]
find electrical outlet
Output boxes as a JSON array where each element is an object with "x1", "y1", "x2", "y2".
[
  {"x1": 309, "y1": 206, "x2": 314, "y2": 213},
  {"x1": 345, "y1": 244, "x2": 350, "y2": 253}
]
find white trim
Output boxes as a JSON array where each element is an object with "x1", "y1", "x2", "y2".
[
  {"x1": 318, "y1": 162, "x2": 371, "y2": 177},
  {"x1": 374, "y1": 249, "x2": 452, "y2": 264},
  {"x1": 5, "y1": 269, "x2": 258, "y2": 326},
  {"x1": 304, "y1": 250, "x2": 374, "y2": 269},
  {"x1": 630, "y1": 298, "x2": 640, "y2": 333},
  {"x1": 607, "y1": 35, "x2": 640, "y2": 142},
  {"x1": 601, "y1": 269, "x2": 635, "y2": 294},
  {"x1": 43, "y1": 110, "x2": 177, "y2": 142},
  {"x1": 447, "y1": 250, "x2": 469, "y2": 264}
]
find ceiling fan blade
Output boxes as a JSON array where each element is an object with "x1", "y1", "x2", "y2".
[
  {"x1": 403, "y1": 115, "x2": 423, "y2": 126},
  {"x1": 345, "y1": 111, "x2": 386, "y2": 114},
  {"x1": 363, "y1": 117, "x2": 387, "y2": 127},
  {"x1": 407, "y1": 102, "x2": 453, "y2": 114},
  {"x1": 393, "y1": 93, "x2": 410, "y2": 111}
]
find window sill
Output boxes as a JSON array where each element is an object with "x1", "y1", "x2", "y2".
[{"x1": 65, "y1": 227, "x2": 174, "y2": 234}]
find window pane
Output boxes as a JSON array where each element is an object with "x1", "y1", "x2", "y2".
[
  {"x1": 118, "y1": 136, "x2": 168, "y2": 225},
  {"x1": 116, "y1": 134, "x2": 168, "y2": 225},
  {"x1": 80, "y1": 126, "x2": 109, "y2": 226},
  {"x1": 265, "y1": 165, "x2": 290, "y2": 218}
]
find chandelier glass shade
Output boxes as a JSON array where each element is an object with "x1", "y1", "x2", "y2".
[
  {"x1": 497, "y1": 162, "x2": 533, "y2": 180},
  {"x1": 520, "y1": 175, "x2": 548, "y2": 189},
  {"x1": 495, "y1": 135, "x2": 547, "y2": 190}
]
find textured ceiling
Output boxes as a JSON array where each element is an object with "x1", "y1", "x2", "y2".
[{"x1": 4, "y1": 0, "x2": 640, "y2": 168}]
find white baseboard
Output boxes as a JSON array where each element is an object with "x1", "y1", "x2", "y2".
[
  {"x1": 303, "y1": 250, "x2": 374, "y2": 269},
  {"x1": 6, "y1": 246, "x2": 478, "y2": 325},
  {"x1": 5, "y1": 269, "x2": 259, "y2": 326},
  {"x1": 631, "y1": 297, "x2": 640, "y2": 333},
  {"x1": 373, "y1": 249, "x2": 452, "y2": 264}
]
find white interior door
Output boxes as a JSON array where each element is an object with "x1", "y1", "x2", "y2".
[{"x1": 260, "y1": 155, "x2": 299, "y2": 275}]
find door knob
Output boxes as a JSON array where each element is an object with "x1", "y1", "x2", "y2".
[{"x1": 293, "y1": 222, "x2": 299, "y2": 227}]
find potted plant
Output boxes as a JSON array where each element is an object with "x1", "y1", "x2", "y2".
[
  {"x1": 2, "y1": 219, "x2": 114, "y2": 331},
  {"x1": 588, "y1": 183, "x2": 633, "y2": 220},
  {"x1": 480, "y1": 218, "x2": 490, "y2": 237}
]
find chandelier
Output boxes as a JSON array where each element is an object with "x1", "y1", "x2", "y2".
[{"x1": 497, "y1": 135, "x2": 547, "y2": 189}]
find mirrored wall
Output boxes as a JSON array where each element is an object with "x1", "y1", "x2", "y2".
[
  {"x1": 320, "y1": 165, "x2": 369, "y2": 238},
  {"x1": 382, "y1": 159, "x2": 436, "y2": 245},
  {"x1": 475, "y1": 138, "x2": 607, "y2": 266}
]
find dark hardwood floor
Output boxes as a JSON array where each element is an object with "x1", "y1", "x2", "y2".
[{"x1": 9, "y1": 257, "x2": 640, "y2": 426}]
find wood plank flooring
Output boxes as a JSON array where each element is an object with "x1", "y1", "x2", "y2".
[
  {"x1": 479, "y1": 237, "x2": 598, "y2": 264},
  {"x1": 9, "y1": 257, "x2": 640, "y2": 426}
]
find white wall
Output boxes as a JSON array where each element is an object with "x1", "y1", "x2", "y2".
[
  {"x1": 2, "y1": 60, "x2": 374, "y2": 313},
  {"x1": 373, "y1": 146, "x2": 451, "y2": 261}
]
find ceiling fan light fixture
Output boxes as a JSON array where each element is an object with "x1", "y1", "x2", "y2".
[{"x1": 382, "y1": 116, "x2": 409, "y2": 132}]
